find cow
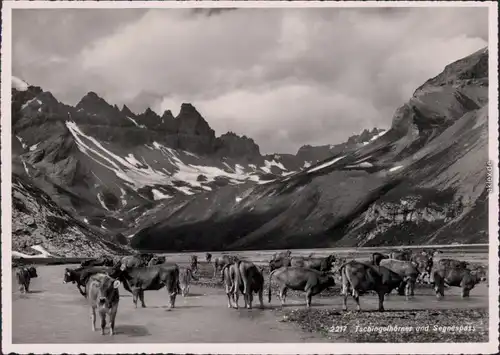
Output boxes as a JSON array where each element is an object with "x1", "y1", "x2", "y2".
[
  {"x1": 63, "y1": 266, "x2": 114, "y2": 297},
  {"x1": 268, "y1": 267, "x2": 336, "y2": 308},
  {"x1": 379, "y1": 259, "x2": 419, "y2": 299},
  {"x1": 15, "y1": 266, "x2": 38, "y2": 294},
  {"x1": 86, "y1": 273, "x2": 121, "y2": 336},
  {"x1": 290, "y1": 254, "x2": 336, "y2": 272},
  {"x1": 269, "y1": 256, "x2": 292, "y2": 272},
  {"x1": 109, "y1": 263, "x2": 180, "y2": 309},
  {"x1": 431, "y1": 262, "x2": 486, "y2": 299},
  {"x1": 339, "y1": 260, "x2": 405, "y2": 312},
  {"x1": 389, "y1": 249, "x2": 412, "y2": 261},
  {"x1": 179, "y1": 267, "x2": 199, "y2": 297},
  {"x1": 147, "y1": 255, "x2": 166, "y2": 266},
  {"x1": 81, "y1": 255, "x2": 114, "y2": 268},
  {"x1": 213, "y1": 254, "x2": 239, "y2": 277},
  {"x1": 271, "y1": 250, "x2": 292, "y2": 261},
  {"x1": 118, "y1": 254, "x2": 153, "y2": 269},
  {"x1": 234, "y1": 260, "x2": 265, "y2": 309},
  {"x1": 190, "y1": 255, "x2": 199, "y2": 272},
  {"x1": 371, "y1": 252, "x2": 389, "y2": 266},
  {"x1": 409, "y1": 252, "x2": 434, "y2": 284},
  {"x1": 206, "y1": 253, "x2": 212, "y2": 263},
  {"x1": 222, "y1": 262, "x2": 240, "y2": 308}
]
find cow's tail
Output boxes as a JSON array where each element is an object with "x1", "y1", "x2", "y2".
[
  {"x1": 175, "y1": 267, "x2": 181, "y2": 295},
  {"x1": 221, "y1": 263, "x2": 231, "y2": 283},
  {"x1": 338, "y1": 263, "x2": 350, "y2": 296},
  {"x1": 267, "y1": 269, "x2": 277, "y2": 303},
  {"x1": 232, "y1": 261, "x2": 243, "y2": 295}
]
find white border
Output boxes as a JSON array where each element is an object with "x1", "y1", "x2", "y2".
[{"x1": 1, "y1": 1, "x2": 498, "y2": 354}]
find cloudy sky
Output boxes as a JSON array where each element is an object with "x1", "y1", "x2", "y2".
[{"x1": 12, "y1": 7, "x2": 488, "y2": 154}]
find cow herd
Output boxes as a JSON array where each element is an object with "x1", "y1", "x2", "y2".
[{"x1": 13, "y1": 248, "x2": 488, "y2": 337}]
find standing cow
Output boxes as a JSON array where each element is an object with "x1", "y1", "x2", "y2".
[
  {"x1": 222, "y1": 262, "x2": 240, "y2": 308},
  {"x1": 269, "y1": 256, "x2": 292, "y2": 272},
  {"x1": 268, "y1": 267, "x2": 336, "y2": 308},
  {"x1": 390, "y1": 249, "x2": 412, "y2": 261},
  {"x1": 190, "y1": 255, "x2": 199, "y2": 273},
  {"x1": 234, "y1": 260, "x2": 265, "y2": 309},
  {"x1": 86, "y1": 273, "x2": 121, "y2": 336},
  {"x1": 205, "y1": 253, "x2": 212, "y2": 263},
  {"x1": 431, "y1": 259, "x2": 486, "y2": 299},
  {"x1": 290, "y1": 254, "x2": 336, "y2": 272},
  {"x1": 179, "y1": 267, "x2": 199, "y2": 297},
  {"x1": 339, "y1": 260, "x2": 404, "y2": 312},
  {"x1": 63, "y1": 266, "x2": 114, "y2": 297},
  {"x1": 15, "y1": 266, "x2": 38, "y2": 294},
  {"x1": 147, "y1": 256, "x2": 166, "y2": 266},
  {"x1": 379, "y1": 259, "x2": 419, "y2": 299},
  {"x1": 213, "y1": 254, "x2": 238, "y2": 277}
]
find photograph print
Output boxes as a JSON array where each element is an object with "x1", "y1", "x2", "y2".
[{"x1": 2, "y1": 1, "x2": 499, "y2": 354}]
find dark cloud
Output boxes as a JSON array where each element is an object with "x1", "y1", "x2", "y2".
[{"x1": 12, "y1": 7, "x2": 488, "y2": 154}]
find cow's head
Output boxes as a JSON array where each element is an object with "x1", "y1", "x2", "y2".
[
  {"x1": 27, "y1": 266, "x2": 38, "y2": 278},
  {"x1": 321, "y1": 271, "x2": 337, "y2": 287},
  {"x1": 95, "y1": 276, "x2": 121, "y2": 311},
  {"x1": 371, "y1": 252, "x2": 388, "y2": 266},
  {"x1": 471, "y1": 266, "x2": 488, "y2": 282},
  {"x1": 63, "y1": 268, "x2": 76, "y2": 284}
]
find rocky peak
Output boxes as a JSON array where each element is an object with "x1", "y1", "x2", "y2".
[
  {"x1": 136, "y1": 107, "x2": 162, "y2": 129},
  {"x1": 176, "y1": 103, "x2": 215, "y2": 137},
  {"x1": 121, "y1": 104, "x2": 135, "y2": 117},
  {"x1": 214, "y1": 131, "x2": 261, "y2": 159}
]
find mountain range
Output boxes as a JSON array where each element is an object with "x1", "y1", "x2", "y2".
[{"x1": 11, "y1": 47, "x2": 489, "y2": 256}]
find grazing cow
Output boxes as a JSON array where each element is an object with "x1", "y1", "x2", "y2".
[
  {"x1": 290, "y1": 254, "x2": 336, "y2": 272},
  {"x1": 190, "y1": 255, "x2": 199, "y2": 272},
  {"x1": 222, "y1": 262, "x2": 240, "y2": 308},
  {"x1": 410, "y1": 253, "x2": 434, "y2": 284},
  {"x1": 15, "y1": 266, "x2": 38, "y2": 294},
  {"x1": 206, "y1": 253, "x2": 212, "y2": 263},
  {"x1": 147, "y1": 256, "x2": 166, "y2": 266},
  {"x1": 179, "y1": 267, "x2": 199, "y2": 297},
  {"x1": 110, "y1": 263, "x2": 180, "y2": 309},
  {"x1": 431, "y1": 262, "x2": 486, "y2": 299},
  {"x1": 339, "y1": 260, "x2": 404, "y2": 312},
  {"x1": 389, "y1": 249, "x2": 412, "y2": 261},
  {"x1": 234, "y1": 260, "x2": 265, "y2": 309},
  {"x1": 63, "y1": 266, "x2": 114, "y2": 297},
  {"x1": 81, "y1": 255, "x2": 114, "y2": 268},
  {"x1": 86, "y1": 273, "x2": 120, "y2": 336},
  {"x1": 213, "y1": 254, "x2": 239, "y2": 277},
  {"x1": 371, "y1": 252, "x2": 389, "y2": 266},
  {"x1": 379, "y1": 259, "x2": 419, "y2": 299},
  {"x1": 268, "y1": 267, "x2": 336, "y2": 308},
  {"x1": 269, "y1": 256, "x2": 292, "y2": 272}
]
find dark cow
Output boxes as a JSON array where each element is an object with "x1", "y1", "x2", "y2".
[
  {"x1": 190, "y1": 255, "x2": 199, "y2": 272},
  {"x1": 290, "y1": 254, "x2": 336, "y2": 272},
  {"x1": 118, "y1": 254, "x2": 153, "y2": 269},
  {"x1": 86, "y1": 273, "x2": 121, "y2": 336},
  {"x1": 269, "y1": 256, "x2": 292, "y2": 272},
  {"x1": 234, "y1": 260, "x2": 265, "y2": 309},
  {"x1": 81, "y1": 255, "x2": 114, "y2": 268},
  {"x1": 63, "y1": 266, "x2": 114, "y2": 297},
  {"x1": 110, "y1": 263, "x2": 180, "y2": 309},
  {"x1": 206, "y1": 253, "x2": 212, "y2": 263},
  {"x1": 213, "y1": 254, "x2": 239, "y2": 277},
  {"x1": 268, "y1": 267, "x2": 336, "y2": 308},
  {"x1": 179, "y1": 267, "x2": 199, "y2": 297},
  {"x1": 340, "y1": 260, "x2": 405, "y2": 312},
  {"x1": 147, "y1": 256, "x2": 166, "y2": 266},
  {"x1": 371, "y1": 252, "x2": 389, "y2": 266},
  {"x1": 222, "y1": 262, "x2": 240, "y2": 308},
  {"x1": 379, "y1": 259, "x2": 419, "y2": 299},
  {"x1": 431, "y1": 262, "x2": 486, "y2": 299},
  {"x1": 15, "y1": 266, "x2": 38, "y2": 294},
  {"x1": 389, "y1": 249, "x2": 412, "y2": 261}
]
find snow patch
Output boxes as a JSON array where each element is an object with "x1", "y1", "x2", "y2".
[
  {"x1": 175, "y1": 186, "x2": 194, "y2": 195},
  {"x1": 307, "y1": 155, "x2": 345, "y2": 173},
  {"x1": 152, "y1": 189, "x2": 172, "y2": 200},
  {"x1": 83, "y1": 218, "x2": 89, "y2": 224},
  {"x1": 370, "y1": 129, "x2": 388, "y2": 142},
  {"x1": 12, "y1": 76, "x2": 29, "y2": 91},
  {"x1": 97, "y1": 193, "x2": 110, "y2": 211},
  {"x1": 303, "y1": 161, "x2": 311, "y2": 168},
  {"x1": 345, "y1": 162, "x2": 373, "y2": 168},
  {"x1": 126, "y1": 116, "x2": 146, "y2": 128},
  {"x1": 16, "y1": 136, "x2": 27, "y2": 149},
  {"x1": 235, "y1": 196, "x2": 242, "y2": 203},
  {"x1": 31, "y1": 245, "x2": 53, "y2": 257},
  {"x1": 21, "y1": 97, "x2": 38, "y2": 110},
  {"x1": 29, "y1": 143, "x2": 40, "y2": 151},
  {"x1": 389, "y1": 165, "x2": 404, "y2": 172},
  {"x1": 120, "y1": 188, "x2": 127, "y2": 207},
  {"x1": 21, "y1": 160, "x2": 30, "y2": 177}
]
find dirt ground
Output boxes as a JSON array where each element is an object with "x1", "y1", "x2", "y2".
[{"x1": 11, "y1": 247, "x2": 490, "y2": 343}]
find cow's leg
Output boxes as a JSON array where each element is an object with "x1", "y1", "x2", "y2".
[
  {"x1": 343, "y1": 292, "x2": 348, "y2": 311},
  {"x1": 90, "y1": 306, "x2": 96, "y2": 332},
  {"x1": 168, "y1": 286, "x2": 177, "y2": 309},
  {"x1": 247, "y1": 292, "x2": 254, "y2": 309},
  {"x1": 109, "y1": 307, "x2": 117, "y2": 336},
  {"x1": 226, "y1": 292, "x2": 233, "y2": 308},
  {"x1": 377, "y1": 291, "x2": 385, "y2": 312},
  {"x1": 405, "y1": 282, "x2": 411, "y2": 301},
  {"x1": 434, "y1": 275, "x2": 445, "y2": 300},
  {"x1": 233, "y1": 288, "x2": 240, "y2": 309},
  {"x1": 305, "y1": 289, "x2": 313, "y2": 308},
  {"x1": 132, "y1": 289, "x2": 139, "y2": 308},
  {"x1": 258, "y1": 289, "x2": 264, "y2": 309},
  {"x1": 461, "y1": 287, "x2": 470, "y2": 298},
  {"x1": 77, "y1": 285, "x2": 87, "y2": 297},
  {"x1": 279, "y1": 286, "x2": 288, "y2": 306},
  {"x1": 99, "y1": 311, "x2": 106, "y2": 335},
  {"x1": 25, "y1": 280, "x2": 31, "y2": 293},
  {"x1": 352, "y1": 291, "x2": 361, "y2": 312},
  {"x1": 139, "y1": 289, "x2": 147, "y2": 308}
]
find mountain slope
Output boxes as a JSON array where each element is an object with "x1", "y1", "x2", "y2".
[{"x1": 129, "y1": 47, "x2": 490, "y2": 251}]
